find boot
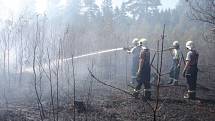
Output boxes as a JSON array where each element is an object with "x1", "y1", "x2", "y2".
[
  {"x1": 143, "y1": 89, "x2": 151, "y2": 101},
  {"x1": 184, "y1": 90, "x2": 196, "y2": 100},
  {"x1": 133, "y1": 89, "x2": 139, "y2": 99},
  {"x1": 189, "y1": 91, "x2": 196, "y2": 100},
  {"x1": 183, "y1": 93, "x2": 189, "y2": 99}
]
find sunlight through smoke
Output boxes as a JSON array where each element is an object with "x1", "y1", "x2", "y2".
[
  {"x1": 0, "y1": 0, "x2": 23, "y2": 20},
  {"x1": 35, "y1": 0, "x2": 48, "y2": 14},
  {"x1": 58, "y1": 0, "x2": 68, "y2": 9}
]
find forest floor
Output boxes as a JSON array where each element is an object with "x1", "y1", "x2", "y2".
[{"x1": 1, "y1": 80, "x2": 215, "y2": 121}]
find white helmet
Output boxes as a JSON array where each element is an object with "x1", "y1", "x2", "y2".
[
  {"x1": 173, "y1": 41, "x2": 179, "y2": 48},
  {"x1": 132, "y1": 38, "x2": 139, "y2": 45},
  {"x1": 186, "y1": 41, "x2": 194, "y2": 50},
  {"x1": 139, "y1": 38, "x2": 148, "y2": 47}
]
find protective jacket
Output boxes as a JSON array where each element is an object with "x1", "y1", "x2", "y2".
[{"x1": 131, "y1": 46, "x2": 143, "y2": 79}]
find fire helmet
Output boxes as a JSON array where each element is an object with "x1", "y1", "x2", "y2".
[
  {"x1": 173, "y1": 41, "x2": 179, "y2": 49},
  {"x1": 132, "y1": 38, "x2": 139, "y2": 45},
  {"x1": 186, "y1": 40, "x2": 194, "y2": 50},
  {"x1": 139, "y1": 38, "x2": 148, "y2": 47}
]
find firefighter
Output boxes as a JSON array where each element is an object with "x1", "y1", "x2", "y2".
[
  {"x1": 124, "y1": 38, "x2": 143, "y2": 85},
  {"x1": 168, "y1": 41, "x2": 181, "y2": 85},
  {"x1": 183, "y1": 41, "x2": 199, "y2": 100},
  {"x1": 133, "y1": 38, "x2": 151, "y2": 100}
]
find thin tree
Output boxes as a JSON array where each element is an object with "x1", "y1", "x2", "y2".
[
  {"x1": 153, "y1": 24, "x2": 165, "y2": 121},
  {"x1": 47, "y1": 48, "x2": 55, "y2": 121},
  {"x1": 72, "y1": 55, "x2": 76, "y2": 121},
  {"x1": 33, "y1": 15, "x2": 46, "y2": 120},
  {"x1": 32, "y1": 44, "x2": 45, "y2": 120}
]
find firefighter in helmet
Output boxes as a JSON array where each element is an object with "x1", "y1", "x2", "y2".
[
  {"x1": 168, "y1": 41, "x2": 181, "y2": 85},
  {"x1": 133, "y1": 38, "x2": 151, "y2": 100},
  {"x1": 124, "y1": 38, "x2": 143, "y2": 85},
  {"x1": 183, "y1": 40, "x2": 199, "y2": 100}
]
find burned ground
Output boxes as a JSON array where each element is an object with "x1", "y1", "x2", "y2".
[{"x1": 0, "y1": 78, "x2": 215, "y2": 121}]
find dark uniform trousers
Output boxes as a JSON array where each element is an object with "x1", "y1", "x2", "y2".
[
  {"x1": 186, "y1": 65, "x2": 198, "y2": 91},
  {"x1": 136, "y1": 65, "x2": 151, "y2": 91},
  {"x1": 185, "y1": 50, "x2": 199, "y2": 99}
]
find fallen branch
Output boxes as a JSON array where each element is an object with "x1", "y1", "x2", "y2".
[
  {"x1": 88, "y1": 68, "x2": 132, "y2": 96},
  {"x1": 88, "y1": 68, "x2": 154, "y2": 111}
]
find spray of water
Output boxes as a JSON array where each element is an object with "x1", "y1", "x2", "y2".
[
  {"x1": 64, "y1": 47, "x2": 123, "y2": 61},
  {"x1": 23, "y1": 47, "x2": 124, "y2": 73}
]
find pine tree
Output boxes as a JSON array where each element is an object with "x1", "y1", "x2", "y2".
[
  {"x1": 101, "y1": 0, "x2": 114, "y2": 33},
  {"x1": 102, "y1": 0, "x2": 113, "y2": 16},
  {"x1": 83, "y1": 0, "x2": 100, "y2": 23},
  {"x1": 113, "y1": 2, "x2": 131, "y2": 30},
  {"x1": 125, "y1": 0, "x2": 161, "y2": 21},
  {"x1": 65, "y1": 0, "x2": 82, "y2": 23}
]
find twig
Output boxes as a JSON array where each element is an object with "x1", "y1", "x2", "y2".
[
  {"x1": 88, "y1": 68, "x2": 155, "y2": 111},
  {"x1": 151, "y1": 52, "x2": 157, "y2": 65},
  {"x1": 85, "y1": 61, "x2": 95, "y2": 121},
  {"x1": 88, "y1": 68, "x2": 156, "y2": 111},
  {"x1": 88, "y1": 68, "x2": 132, "y2": 96}
]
